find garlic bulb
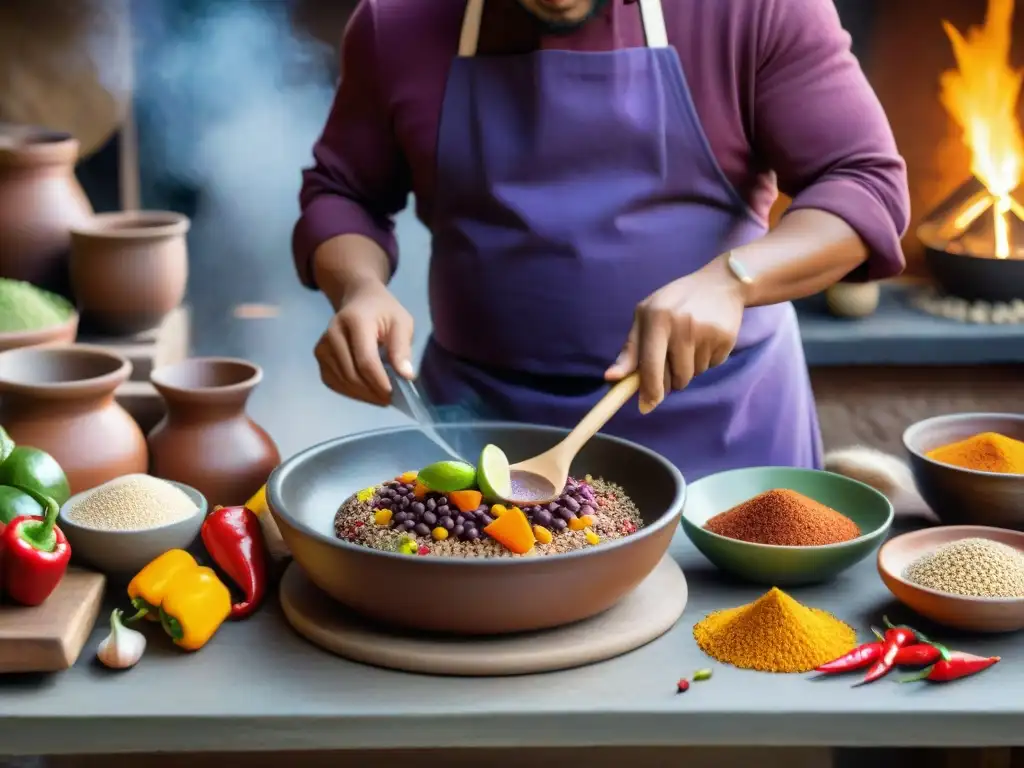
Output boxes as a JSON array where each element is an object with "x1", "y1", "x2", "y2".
[{"x1": 97, "y1": 608, "x2": 146, "y2": 670}]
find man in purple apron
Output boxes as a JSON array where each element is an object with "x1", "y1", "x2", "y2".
[{"x1": 294, "y1": 0, "x2": 909, "y2": 480}]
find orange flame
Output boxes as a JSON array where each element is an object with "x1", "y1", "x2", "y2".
[{"x1": 940, "y1": 0, "x2": 1024, "y2": 258}]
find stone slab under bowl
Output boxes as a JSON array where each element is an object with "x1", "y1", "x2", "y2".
[
  {"x1": 904, "y1": 412, "x2": 1024, "y2": 529},
  {"x1": 266, "y1": 422, "x2": 685, "y2": 635},
  {"x1": 877, "y1": 525, "x2": 1024, "y2": 633},
  {"x1": 58, "y1": 479, "x2": 207, "y2": 578},
  {"x1": 681, "y1": 466, "x2": 893, "y2": 586}
]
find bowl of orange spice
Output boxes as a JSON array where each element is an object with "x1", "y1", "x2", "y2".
[{"x1": 904, "y1": 413, "x2": 1024, "y2": 529}]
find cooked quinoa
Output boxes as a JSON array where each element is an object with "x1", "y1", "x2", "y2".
[{"x1": 333, "y1": 475, "x2": 644, "y2": 558}]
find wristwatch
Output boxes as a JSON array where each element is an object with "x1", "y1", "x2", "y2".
[{"x1": 725, "y1": 251, "x2": 754, "y2": 286}]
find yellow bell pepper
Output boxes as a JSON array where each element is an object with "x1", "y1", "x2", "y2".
[
  {"x1": 246, "y1": 484, "x2": 269, "y2": 516},
  {"x1": 127, "y1": 549, "x2": 198, "y2": 622},
  {"x1": 158, "y1": 565, "x2": 232, "y2": 651}
]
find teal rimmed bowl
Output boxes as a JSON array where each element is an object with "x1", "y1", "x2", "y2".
[{"x1": 681, "y1": 466, "x2": 893, "y2": 586}]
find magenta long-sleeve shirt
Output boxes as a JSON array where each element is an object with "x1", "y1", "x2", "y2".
[{"x1": 293, "y1": 0, "x2": 910, "y2": 287}]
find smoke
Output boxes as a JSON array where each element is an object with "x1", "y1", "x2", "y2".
[{"x1": 105, "y1": 0, "x2": 338, "y2": 293}]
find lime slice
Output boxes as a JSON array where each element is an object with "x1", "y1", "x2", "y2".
[
  {"x1": 417, "y1": 460, "x2": 478, "y2": 493},
  {"x1": 477, "y1": 444, "x2": 511, "y2": 501}
]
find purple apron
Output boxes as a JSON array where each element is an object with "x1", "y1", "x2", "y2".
[{"x1": 420, "y1": 0, "x2": 822, "y2": 480}]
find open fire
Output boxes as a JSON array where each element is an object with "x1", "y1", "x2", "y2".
[{"x1": 921, "y1": 0, "x2": 1024, "y2": 260}]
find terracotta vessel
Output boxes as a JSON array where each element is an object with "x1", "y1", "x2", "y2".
[
  {"x1": 148, "y1": 358, "x2": 280, "y2": 508},
  {"x1": 70, "y1": 211, "x2": 190, "y2": 335},
  {"x1": 0, "y1": 129, "x2": 93, "y2": 297},
  {"x1": 0, "y1": 344, "x2": 148, "y2": 493}
]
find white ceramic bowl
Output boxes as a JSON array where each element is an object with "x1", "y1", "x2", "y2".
[{"x1": 58, "y1": 479, "x2": 207, "y2": 578}]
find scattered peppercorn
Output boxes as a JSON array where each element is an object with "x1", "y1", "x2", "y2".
[
  {"x1": 676, "y1": 678, "x2": 690, "y2": 693},
  {"x1": 693, "y1": 668, "x2": 713, "y2": 681}
]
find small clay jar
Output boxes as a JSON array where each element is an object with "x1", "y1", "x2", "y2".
[
  {"x1": 0, "y1": 130, "x2": 94, "y2": 297},
  {"x1": 148, "y1": 358, "x2": 280, "y2": 508},
  {"x1": 70, "y1": 211, "x2": 190, "y2": 335},
  {"x1": 0, "y1": 344, "x2": 148, "y2": 493}
]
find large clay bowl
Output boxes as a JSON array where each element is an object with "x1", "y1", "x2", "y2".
[
  {"x1": 878, "y1": 525, "x2": 1024, "y2": 632},
  {"x1": 904, "y1": 413, "x2": 1024, "y2": 529},
  {"x1": 681, "y1": 467, "x2": 893, "y2": 586},
  {"x1": 0, "y1": 311, "x2": 78, "y2": 352},
  {"x1": 267, "y1": 423, "x2": 685, "y2": 635}
]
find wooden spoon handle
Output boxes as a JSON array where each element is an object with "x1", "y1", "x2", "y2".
[{"x1": 557, "y1": 373, "x2": 641, "y2": 459}]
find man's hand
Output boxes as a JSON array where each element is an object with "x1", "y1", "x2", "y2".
[
  {"x1": 314, "y1": 279, "x2": 415, "y2": 407},
  {"x1": 605, "y1": 257, "x2": 746, "y2": 414}
]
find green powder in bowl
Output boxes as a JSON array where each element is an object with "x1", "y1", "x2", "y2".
[{"x1": 0, "y1": 278, "x2": 75, "y2": 332}]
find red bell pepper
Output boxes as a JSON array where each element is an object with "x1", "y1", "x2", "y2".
[
  {"x1": 1, "y1": 485, "x2": 70, "y2": 606},
  {"x1": 201, "y1": 505, "x2": 267, "y2": 619}
]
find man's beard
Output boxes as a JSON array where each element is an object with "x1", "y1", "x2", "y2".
[{"x1": 518, "y1": 0, "x2": 611, "y2": 34}]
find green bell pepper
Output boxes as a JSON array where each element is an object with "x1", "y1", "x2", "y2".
[
  {"x1": 0, "y1": 426, "x2": 70, "y2": 505},
  {"x1": 0, "y1": 484, "x2": 45, "y2": 525}
]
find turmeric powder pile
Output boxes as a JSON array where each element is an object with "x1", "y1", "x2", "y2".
[
  {"x1": 693, "y1": 588, "x2": 857, "y2": 673},
  {"x1": 926, "y1": 431, "x2": 1024, "y2": 474}
]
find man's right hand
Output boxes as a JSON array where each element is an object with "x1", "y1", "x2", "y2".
[{"x1": 314, "y1": 279, "x2": 415, "y2": 407}]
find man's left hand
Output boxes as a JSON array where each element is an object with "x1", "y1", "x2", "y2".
[{"x1": 605, "y1": 257, "x2": 747, "y2": 414}]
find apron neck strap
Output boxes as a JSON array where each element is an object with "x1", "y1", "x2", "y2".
[{"x1": 458, "y1": 0, "x2": 669, "y2": 57}]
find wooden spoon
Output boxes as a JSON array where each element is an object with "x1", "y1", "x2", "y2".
[{"x1": 503, "y1": 372, "x2": 641, "y2": 505}]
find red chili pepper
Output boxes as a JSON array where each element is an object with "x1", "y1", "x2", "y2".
[
  {"x1": 1, "y1": 486, "x2": 70, "y2": 606},
  {"x1": 201, "y1": 505, "x2": 268, "y2": 619},
  {"x1": 895, "y1": 643, "x2": 943, "y2": 668},
  {"x1": 816, "y1": 641, "x2": 943, "y2": 675},
  {"x1": 859, "y1": 616, "x2": 918, "y2": 685},
  {"x1": 901, "y1": 652, "x2": 1000, "y2": 683},
  {"x1": 816, "y1": 642, "x2": 883, "y2": 673}
]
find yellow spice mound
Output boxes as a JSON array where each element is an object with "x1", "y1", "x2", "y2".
[
  {"x1": 926, "y1": 431, "x2": 1024, "y2": 475},
  {"x1": 693, "y1": 587, "x2": 857, "y2": 673}
]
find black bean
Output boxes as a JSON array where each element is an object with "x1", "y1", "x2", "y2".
[
  {"x1": 422, "y1": 510, "x2": 437, "y2": 526},
  {"x1": 439, "y1": 516, "x2": 455, "y2": 530},
  {"x1": 400, "y1": 496, "x2": 411, "y2": 508},
  {"x1": 376, "y1": 498, "x2": 393, "y2": 509},
  {"x1": 455, "y1": 514, "x2": 465, "y2": 525},
  {"x1": 476, "y1": 505, "x2": 489, "y2": 514},
  {"x1": 393, "y1": 511, "x2": 408, "y2": 524},
  {"x1": 533, "y1": 509, "x2": 553, "y2": 527},
  {"x1": 453, "y1": 524, "x2": 465, "y2": 538},
  {"x1": 437, "y1": 496, "x2": 448, "y2": 506},
  {"x1": 464, "y1": 528, "x2": 480, "y2": 541},
  {"x1": 552, "y1": 518, "x2": 568, "y2": 531},
  {"x1": 556, "y1": 507, "x2": 576, "y2": 522},
  {"x1": 411, "y1": 501, "x2": 425, "y2": 516},
  {"x1": 437, "y1": 504, "x2": 450, "y2": 517},
  {"x1": 581, "y1": 504, "x2": 595, "y2": 517},
  {"x1": 563, "y1": 497, "x2": 580, "y2": 513},
  {"x1": 478, "y1": 514, "x2": 494, "y2": 527},
  {"x1": 414, "y1": 523, "x2": 431, "y2": 537},
  {"x1": 425, "y1": 498, "x2": 436, "y2": 511},
  {"x1": 402, "y1": 520, "x2": 416, "y2": 531}
]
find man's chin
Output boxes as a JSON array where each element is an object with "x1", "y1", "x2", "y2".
[{"x1": 518, "y1": 0, "x2": 607, "y2": 32}]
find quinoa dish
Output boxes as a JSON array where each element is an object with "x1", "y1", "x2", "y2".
[{"x1": 334, "y1": 462, "x2": 644, "y2": 559}]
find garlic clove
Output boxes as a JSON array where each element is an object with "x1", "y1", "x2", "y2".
[{"x1": 97, "y1": 608, "x2": 147, "y2": 670}]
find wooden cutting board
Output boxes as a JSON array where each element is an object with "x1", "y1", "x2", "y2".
[{"x1": 0, "y1": 568, "x2": 106, "y2": 673}]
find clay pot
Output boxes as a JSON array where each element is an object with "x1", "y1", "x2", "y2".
[
  {"x1": 70, "y1": 211, "x2": 190, "y2": 335},
  {"x1": 0, "y1": 344, "x2": 148, "y2": 493},
  {"x1": 148, "y1": 358, "x2": 280, "y2": 507},
  {"x1": 0, "y1": 129, "x2": 93, "y2": 297}
]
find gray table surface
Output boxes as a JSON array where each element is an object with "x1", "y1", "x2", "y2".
[
  {"x1": 795, "y1": 284, "x2": 1024, "y2": 366},
  {"x1": 1, "y1": 520, "x2": 1021, "y2": 755}
]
